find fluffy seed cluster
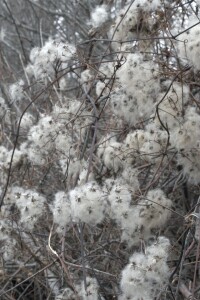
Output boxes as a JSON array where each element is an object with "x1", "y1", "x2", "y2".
[
  {"x1": 106, "y1": 180, "x2": 133, "y2": 223},
  {"x1": 51, "y1": 191, "x2": 71, "y2": 230},
  {"x1": 69, "y1": 181, "x2": 106, "y2": 225},
  {"x1": 9, "y1": 79, "x2": 26, "y2": 107},
  {"x1": 9, "y1": 187, "x2": 46, "y2": 230},
  {"x1": 120, "y1": 189, "x2": 172, "y2": 246},
  {"x1": 26, "y1": 39, "x2": 76, "y2": 79},
  {"x1": 109, "y1": 0, "x2": 163, "y2": 50},
  {"x1": 119, "y1": 237, "x2": 170, "y2": 300},
  {"x1": 110, "y1": 53, "x2": 160, "y2": 125},
  {"x1": 22, "y1": 99, "x2": 92, "y2": 166},
  {"x1": 98, "y1": 137, "x2": 124, "y2": 173},
  {"x1": 52, "y1": 181, "x2": 107, "y2": 229},
  {"x1": 123, "y1": 129, "x2": 151, "y2": 165},
  {"x1": 97, "y1": 125, "x2": 169, "y2": 174},
  {"x1": 171, "y1": 107, "x2": 200, "y2": 184},
  {"x1": 89, "y1": 5, "x2": 108, "y2": 28}
]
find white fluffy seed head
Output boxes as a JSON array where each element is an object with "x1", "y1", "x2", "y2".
[
  {"x1": 120, "y1": 189, "x2": 172, "y2": 246},
  {"x1": 107, "y1": 181, "x2": 132, "y2": 223},
  {"x1": 51, "y1": 191, "x2": 71, "y2": 229},
  {"x1": 97, "y1": 135, "x2": 124, "y2": 173},
  {"x1": 69, "y1": 181, "x2": 106, "y2": 225},
  {"x1": 170, "y1": 106, "x2": 200, "y2": 183},
  {"x1": 11, "y1": 187, "x2": 46, "y2": 230},
  {"x1": 103, "y1": 141, "x2": 123, "y2": 173},
  {"x1": 139, "y1": 188, "x2": 172, "y2": 229},
  {"x1": 0, "y1": 146, "x2": 23, "y2": 171},
  {"x1": 120, "y1": 262, "x2": 147, "y2": 298},
  {"x1": 120, "y1": 236, "x2": 170, "y2": 299},
  {"x1": 29, "y1": 40, "x2": 75, "y2": 79},
  {"x1": 9, "y1": 80, "x2": 25, "y2": 104},
  {"x1": 110, "y1": 54, "x2": 160, "y2": 124},
  {"x1": 90, "y1": 5, "x2": 108, "y2": 28},
  {"x1": 123, "y1": 129, "x2": 151, "y2": 164}
]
